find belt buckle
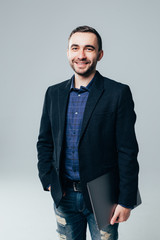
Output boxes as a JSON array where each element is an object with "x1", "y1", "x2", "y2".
[{"x1": 73, "y1": 182, "x2": 80, "y2": 192}]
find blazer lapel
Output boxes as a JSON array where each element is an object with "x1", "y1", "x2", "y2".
[
  {"x1": 58, "y1": 79, "x2": 71, "y2": 147},
  {"x1": 57, "y1": 72, "x2": 104, "y2": 150},
  {"x1": 79, "y1": 72, "x2": 104, "y2": 144}
]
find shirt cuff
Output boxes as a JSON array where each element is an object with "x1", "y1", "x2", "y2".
[{"x1": 119, "y1": 204, "x2": 134, "y2": 209}]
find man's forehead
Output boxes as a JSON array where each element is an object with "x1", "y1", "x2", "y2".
[{"x1": 69, "y1": 32, "x2": 98, "y2": 47}]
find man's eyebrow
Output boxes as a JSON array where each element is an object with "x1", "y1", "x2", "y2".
[
  {"x1": 70, "y1": 44, "x2": 79, "y2": 48},
  {"x1": 70, "y1": 44, "x2": 95, "y2": 49},
  {"x1": 85, "y1": 45, "x2": 95, "y2": 49}
]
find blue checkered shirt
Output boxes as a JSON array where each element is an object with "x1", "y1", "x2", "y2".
[{"x1": 64, "y1": 74, "x2": 96, "y2": 181}]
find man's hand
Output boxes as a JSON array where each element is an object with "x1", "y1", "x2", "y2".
[
  {"x1": 48, "y1": 186, "x2": 51, "y2": 191},
  {"x1": 110, "y1": 204, "x2": 131, "y2": 225}
]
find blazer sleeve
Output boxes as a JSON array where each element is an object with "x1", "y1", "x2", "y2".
[
  {"x1": 116, "y1": 85, "x2": 139, "y2": 206},
  {"x1": 37, "y1": 88, "x2": 53, "y2": 191}
]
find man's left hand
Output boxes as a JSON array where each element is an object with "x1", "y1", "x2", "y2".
[{"x1": 110, "y1": 204, "x2": 131, "y2": 225}]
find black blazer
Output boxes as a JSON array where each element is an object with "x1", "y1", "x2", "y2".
[{"x1": 37, "y1": 71, "x2": 139, "y2": 211}]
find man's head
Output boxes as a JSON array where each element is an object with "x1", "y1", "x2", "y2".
[
  {"x1": 67, "y1": 26, "x2": 103, "y2": 77},
  {"x1": 68, "y1": 26, "x2": 102, "y2": 51}
]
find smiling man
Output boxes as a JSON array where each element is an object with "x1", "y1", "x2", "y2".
[
  {"x1": 37, "y1": 26, "x2": 139, "y2": 240},
  {"x1": 67, "y1": 31, "x2": 103, "y2": 84}
]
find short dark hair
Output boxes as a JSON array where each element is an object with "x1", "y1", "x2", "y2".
[{"x1": 68, "y1": 25, "x2": 102, "y2": 51}]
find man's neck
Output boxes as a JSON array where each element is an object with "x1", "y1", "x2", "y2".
[{"x1": 74, "y1": 70, "x2": 96, "y2": 89}]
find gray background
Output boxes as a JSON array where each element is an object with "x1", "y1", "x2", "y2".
[{"x1": 0, "y1": 0, "x2": 159, "y2": 239}]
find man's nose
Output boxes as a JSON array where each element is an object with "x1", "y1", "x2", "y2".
[{"x1": 78, "y1": 50, "x2": 86, "y2": 59}]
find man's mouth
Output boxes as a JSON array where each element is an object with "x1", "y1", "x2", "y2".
[{"x1": 74, "y1": 61, "x2": 89, "y2": 65}]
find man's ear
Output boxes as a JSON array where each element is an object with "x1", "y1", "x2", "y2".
[{"x1": 98, "y1": 50, "x2": 104, "y2": 61}]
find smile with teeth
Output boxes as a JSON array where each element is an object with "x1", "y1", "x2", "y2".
[{"x1": 75, "y1": 61, "x2": 89, "y2": 65}]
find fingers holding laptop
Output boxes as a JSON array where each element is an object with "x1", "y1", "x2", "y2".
[{"x1": 110, "y1": 204, "x2": 131, "y2": 225}]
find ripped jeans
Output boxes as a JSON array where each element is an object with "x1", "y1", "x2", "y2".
[{"x1": 53, "y1": 186, "x2": 118, "y2": 240}]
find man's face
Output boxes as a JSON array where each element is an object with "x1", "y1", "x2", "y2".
[{"x1": 67, "y1": 32, "x2": 103, "y2": 77}]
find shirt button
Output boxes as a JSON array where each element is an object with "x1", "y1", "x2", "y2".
[
  {"x1": 78, "y1": 94, "x2": 81, "y2": 97},
  {"x1": 75, "y1": 112, "x2": 78, "y2": 114}
]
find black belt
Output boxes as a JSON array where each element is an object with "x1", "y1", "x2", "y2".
[{"x1": 64, "y1": 179, "x2": 82, "y2": 192}]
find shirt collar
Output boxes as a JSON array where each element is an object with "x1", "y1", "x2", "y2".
[{"x1": 70, "y1": 71, "x2": 98, "y2": 92}]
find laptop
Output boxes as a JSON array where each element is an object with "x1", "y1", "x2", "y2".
[{"x1": 87, "y1": 171, "x2": 141, "y2": 230}]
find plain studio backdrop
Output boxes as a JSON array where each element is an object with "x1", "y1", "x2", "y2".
[{"x1": 0, "y1": 0, "x2": 159, "y2": 239}]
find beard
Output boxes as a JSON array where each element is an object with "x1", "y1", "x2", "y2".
[{"x1": 69, "y1": 59, "x2": 98, "y2": 77}]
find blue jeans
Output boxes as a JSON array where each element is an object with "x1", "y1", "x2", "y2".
[{"x1": 53, "y1": 186, "x2": 118, "y2": 240}]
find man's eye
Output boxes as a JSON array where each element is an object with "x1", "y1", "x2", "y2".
[
  {"x1": 86, "y1": 48, "x2": 93, "y2": 51},
  {"x1": 72, "y1": 47, "x2": 78, "y2": 51}
]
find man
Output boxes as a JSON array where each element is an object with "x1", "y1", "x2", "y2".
[{"x1": 37, "y1": 26, "x2": 139, "y2": 240}]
